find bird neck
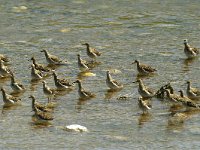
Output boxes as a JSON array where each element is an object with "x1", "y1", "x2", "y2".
[
  {"x1": 44, "y1": 51, "x2": 49, "y2": 58},
  {"x1": 86, "y1": 45, "x2": 90, "y2": 52},
  {"x1": 53, "y1": 74, "x2": 57, "y2": 83},
  {"x1": 107, "y1": 72, "x2": 112, "y2": 81},
  {"x1": 31, "y1": 66, "x2": 36, "y2": 74},
  {"x1": 78, "y1": 56, "x2": 81, "y2": 63},
  {"x1": 180, "y1": 91, "x2": 184, "y2": 97},
  {"x1": 187, "y1": 82, "x2": 191, "y2": 90},
  {"x1": 138, "y1": 80, "x2": 145, "y2": 89},
  {"x1": 1, "y1": 89, "x2": 6, "y2": 100},
  {"x1": 11, "y1": 76, "x2": 16, "y2": 84},
  {"x1": 32, "y1": 58, "x2": 37, "y2": 65},
  {"x1": 31, "y1": 97, "x2": 36, "y2": 111},
  {"x1": 77, "y1": 82, "x2": 82, "y2": 91},
  {"x1": 184, "y1": 43, "x2": 190, "y2": 49},
  {"x1": 165, "y1": 90, "x2": 171, "y2": 97},
  {"x1": 43, "y1": 83, "x2": 46, "y2": 89},
  {"x1": 0, "y1": 61, "x2": 3, "y2": 68},
  {"x1": 136, "y1": 61, "x2": 140, "y2": 68}
]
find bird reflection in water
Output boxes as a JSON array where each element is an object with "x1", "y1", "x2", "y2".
[
  {"x1": 77, "y1": 71, "x2": 96, "y2": 80},
  {"x1": 1, "y1": 104, "x2": 20, "y2": 114},
  {"x1": 104, "y1": 89, "x2": 122, "y2": 100},
  {"x1": 138, "y1": 113, "x2": 152, "y2": 126},
  {"x1": 183, "y1": 57, "x2": 196, "y2": 65},
  {"x1": 167, "y1": 109, "x2": 200, "y2": 131}
]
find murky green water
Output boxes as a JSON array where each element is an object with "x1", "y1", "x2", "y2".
[{"x1": 1, "y1": 0, "x2": 200, "y2": 149}]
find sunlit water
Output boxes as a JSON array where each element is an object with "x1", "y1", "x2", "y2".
[{"x1": 0, "y1": 0, "x2": 200, "y2": 149}]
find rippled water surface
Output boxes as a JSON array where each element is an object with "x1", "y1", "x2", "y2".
[{"x1": 1, "y1": 0, "x2": 200, "y2": 149}]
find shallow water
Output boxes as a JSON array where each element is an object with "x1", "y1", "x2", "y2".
[{"x1": 1, "y1": 0, "x2": 200, "y2": 149}]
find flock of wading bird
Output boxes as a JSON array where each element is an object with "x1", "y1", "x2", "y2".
[{"x1": 0, "y1": 39, "x2": 200, "y2": 125}]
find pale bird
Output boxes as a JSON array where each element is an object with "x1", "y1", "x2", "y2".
[
  {"x1": 183, "y1": 39, "x2": 199, "y2": 58},
  {"x1": 106, "y1": 71, "x2": 123, "y2": 90}
]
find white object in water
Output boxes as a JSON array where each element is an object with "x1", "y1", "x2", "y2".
[{"x1": 65, "y1": 124, "x2": 88, "y2": 132}]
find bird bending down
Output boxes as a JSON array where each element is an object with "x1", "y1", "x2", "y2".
[
  {"x1": 183, "y1": 39, "x2": 199, "y2": 58},
  {"x1": 106, "y1": 71, "x2": 123, "y2": 90},
  {"x1": 132, "y1": 60, "x2": 157, "y2": 75},
  {"x1": 73, "y1": 80, "x2": 95, "y2": 99},
  {"x1": 1, "y1": 87, "x2": 21, "y2": 106}
]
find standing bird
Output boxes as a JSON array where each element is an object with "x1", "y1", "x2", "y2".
[
  {"x1": 77, "y1": 54, "x2": 89, "y2": 72},
  {"x1": 31, "y1": 64, "x2": 44, "y2": 80},
  {"x1": 30, "y1": 56, "x2": 51, "y2": 72},
  {"x1": 10, "y1": 72, "x2": 25, "y2": 93},
  {"x1": 52, "y1": 71, "x2": 74, "y2": 90},
  {"x1": 33, "y1": 106, "x2": 54, "y2": 121},
  {"x1": 0, "y1": 60, "x2": 11, "y2": 77},
  {"x1": 183, "y1": 39, "x2": 199, "y2": 58},
  {"x1": 134, "y1": 79, "x2": 155, "y2": 98},
  {"x1": 42, "y1": 81, "x2": 55, "y2": 101},
  {"x1": 186, "y1": 81, "x2": 200, "y2": 99},
  {"x1": 31, "y1": 104, "x2": 54, "y2": 123},
  {"x1": 73, "y1": 80, "x2": 95, "y2": 99},
  {"x1": 106, "y1": 71, "x2": 123, "y2": 90},
  {"x1": 164, "y1": 89, "x2": 182, "y2": 104},
  {"x1": 41, "y1": 49, "x2": 67, "y2": 65},
  {"x1": 0, "y1": 54, "x2": 9, "y2": 63},
  {"x1": 1, "y1": 87, "x2": 21, "y2": 106},
  {"x1": 138, "y1": 97, "x2": 152, "y2": 114},
  {"x1": 178, "y1": 90, "x2": 199, "y2": 109},
  {"x1": 132, "y1": 60, "x2": 157, "y2": 75},
  {"x1": 82, "y1": 43, "x2": 101, "y2": 60},
  {"x1": 29, "y1": 95, "x2": 54, "y2": 112}
]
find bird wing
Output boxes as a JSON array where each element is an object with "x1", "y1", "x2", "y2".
[
  {"x1": 59, "y1": 79, "x2": 72, "y2": 86},
  {"x1": 192, "y1": 88, "x2": 200, "y2": 96},
  {"x1": 8, "y1": 95, "x2": 21, "y2": 102},
  {"x1": 141, "y1": 64, "x2": 156, "y2": 72},
  {"x1": 142, "y1": 100, "x2": 151, "y2": 109},
  {"x1": 112, "y1": 80, "x2": 123, "y2": 87},
  {"x1": 186, "y1": 101, "x2": 199, "y2": 108},
  {"x1": 146, "y1": 87, "x2": 154, "y2": 95},
  {"x1": 36, "y1": 63, "x2": 50, "y2": 72},
  {"x1": 91, "y1": 48, "x2": 101, "y2": 56},
  {"x1": 191, "y1": 47, "x2": 199, "y2": 54},
  {"x1": 49, "y1": 55, "x2": 62, "y2": 63},
  {"x1": 15, "y1": 83, "x2": 25, "y2": 89},
  {"x1": 37, "y1": 111, "x2": 54, "y2": 120},
  {"x1": 82, "y1": 90, "x2": 94, "y2": 97}
]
